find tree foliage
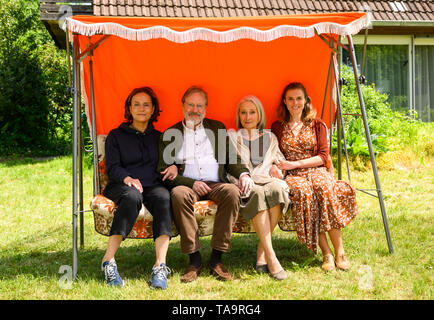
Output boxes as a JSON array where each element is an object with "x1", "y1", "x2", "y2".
[{"x1": 0, "y1": 0, "x2": 71, "y2": 156}]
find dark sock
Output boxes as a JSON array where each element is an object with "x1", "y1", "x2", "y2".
[
  {"x1": 189, "y1": 251, "x2": 202, "y2": 268},
  {"x1": 209, "y1": 249, "x2": 223, "y2": 267}
]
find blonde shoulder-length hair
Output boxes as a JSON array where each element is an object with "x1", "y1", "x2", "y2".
[
  {"x1": 236, "y1": 95, "x2": 267, "y2": 130},
  {"x1": 277, "y1": 82, "x2": 316, "y2": 123}
]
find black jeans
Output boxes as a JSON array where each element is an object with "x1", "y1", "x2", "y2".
[{"x1": 103, "y1": 183, "x2": 173, "y2": 241}]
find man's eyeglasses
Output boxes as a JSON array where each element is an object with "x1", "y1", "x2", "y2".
[{"x1": 184, "y1": 102, "x2": 205, "y2": 109}]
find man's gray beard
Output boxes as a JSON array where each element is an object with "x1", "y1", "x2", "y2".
[{"x1": 185, "y1": 118, "x2": 202, "y2": 129}]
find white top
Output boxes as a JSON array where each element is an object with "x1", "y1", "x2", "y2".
[{"x1": 176, "y1": 121, "x2": 220, "y2": 182}]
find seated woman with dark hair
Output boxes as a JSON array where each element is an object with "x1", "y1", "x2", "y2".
[
  {"x1": 101, "y1": 86, "x2": 177, "y2": 289},
  {"x1": 272, "y1": 82, "x2": 358, "y2": 272}
]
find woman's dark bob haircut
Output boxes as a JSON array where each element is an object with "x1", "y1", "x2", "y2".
[{"x1": 124, "y1": 86, "x2": 160, "y2": 124}]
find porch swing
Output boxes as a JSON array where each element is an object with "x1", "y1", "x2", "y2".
[{"x1": 64, "y1": 12, "x2": 393, "y2": 281}]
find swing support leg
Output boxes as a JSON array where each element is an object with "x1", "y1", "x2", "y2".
[
  {"x1": 347, "y1": 35, "x2": 394, "y2": 254},
  {"x1": 72, "y1": 35, "x2": 79, "y2": 281}
]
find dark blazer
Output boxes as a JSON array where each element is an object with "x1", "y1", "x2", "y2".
[{"x1": 157, "y1": 118, "x2": 249, "y2": 189}]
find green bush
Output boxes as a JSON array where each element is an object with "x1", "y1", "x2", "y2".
[
  {"x1": 334, "y1": 65, "x2": 434, "y2": 160},
  {"x1": 0, "y1": 0, "x2": 71, "y2": 156}
]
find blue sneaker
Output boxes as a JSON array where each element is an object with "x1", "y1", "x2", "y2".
[
  {"x1": 101, "y1": 259, "x2": 124, "y2": 287},
  {"x1": 150, "y1": 263, "x2": 171, "y2": 290}
]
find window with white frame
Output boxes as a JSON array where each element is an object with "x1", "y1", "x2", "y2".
[
  {"x1": 342, "y1": 36, "x2": 410, "y2": 115},
  {"x1": 342, "y1": 35, "x2": 434, "y2": 122},
  {"x1": 414, "y1": 40, "x2": 434, "y2": 122}
]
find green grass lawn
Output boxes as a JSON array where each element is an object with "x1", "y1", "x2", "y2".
[{"x1": 0, "y1": 156, "x2": 432, "y2": 300}]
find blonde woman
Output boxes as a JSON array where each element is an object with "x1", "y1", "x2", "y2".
[{"x1": 228, "y1": 95, "x2": 290, "y2": 280}]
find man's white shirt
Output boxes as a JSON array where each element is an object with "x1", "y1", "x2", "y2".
[{"x1": 176, "y1": 121, "x2": 220, "y2": 182}]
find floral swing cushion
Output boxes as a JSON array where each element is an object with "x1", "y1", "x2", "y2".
[{"x1": 90, "y1": 135, "x2": 295, "y2": 239}]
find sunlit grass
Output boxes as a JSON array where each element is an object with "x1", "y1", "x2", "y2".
[{"x1": 0, "y1": 156, "x2": 432, "y2": 300}]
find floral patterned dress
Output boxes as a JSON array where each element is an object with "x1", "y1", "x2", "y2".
[{"x1": 279, "y1": 121, "x2": 358, "y2": 253}]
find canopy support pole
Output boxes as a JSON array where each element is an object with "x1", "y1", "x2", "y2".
[
  {"x1": 77, "y1": 53, "x2": 84, "y2": 249},
  {"x1": 331, "y1": 52, "x2": 351, "y2": 182},
  {"x1": 321, "y1": 54, "x2": 333, "y2": 120},
  {"x1": 347, "y1": 35, "x2": 394, "y2": 254},
  {"x1": 78, "y1": 35, "x2": 110, "y2": 64},
  {"x1": 329, "y1": 57, "x2": 334, "y2": 152},
  {"x1": 89, "y1": 45, "x2": 100, "y2": 196},
  {"x1": 71, "y1": 35, "x2": 79, "y2": 281}
]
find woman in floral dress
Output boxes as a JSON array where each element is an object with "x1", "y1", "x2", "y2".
[{"x1": 271, "y1": 82, "x2": 358, "y2": 271}]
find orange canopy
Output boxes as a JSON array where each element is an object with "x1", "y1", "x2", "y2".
[{"x1": 67, "y1": 13, "x2": 369, "y2": 134}]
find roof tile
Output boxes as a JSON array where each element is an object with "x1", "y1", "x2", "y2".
[
  {"x1": 221, "y1": 7, "x2": 231, "y2": 16},
  {"x1": 276, "y1": 0, "x2": 286, "y2": 10},
  {"x1": 125, "y1": 5, "x2": 133, "y2": 15},
  {"x1": 101, "y1": 5, "x2": 110, "y2": 15},
  {"x1": 242, "y1": 7, "x2": 252, "y2": 15},
  {"x1": 166, "y1": 6, "x2": 175, "y2": 16},
  {"x1": 328, "y1": 1, "x2": 336, "y2": 11},
  {"x1": 109, "y1": 5, "x2": 118, "y2": 15},
  {"x1": 233, "y1": 0, "x2": 242, "y2": 8},
  {"x1": 228, "y1": 7, "x2": 237, "y2": 15},
  {"x1": 149, "y1": 6, "x2": 158, "y2": 16},
  {"x1": 158, "y1": 5, "x2": 167, "y2": 16},
  {"x1": 371, "y1": 11, "x2": 381, "y2": 20},
  {"x1": 143, "y1": 5, "x2": 150, "y2": 15},
  {"x1": 415, "y1": 2, "x2": 424, "y2": 12},
  {"x1": 299, "y1": 0, "x2": 308, "y2": 10},
  {"x1": 263, "y1": 0, "x2": 271, "y2": 9},
  {"x1": 420, "y1": 11, "x2": 430, "y2": 21},
  {"x1": 213, "y1": 7, "x2": 222, "y2": 16},
  {"x1": 189, "y1": 6, "x2": 199, "y2": 16},
  {"x1": 92, "y1": 0, "x2": 434, "y2": 22},
  {"x1": 234, "y1": 7, "x2": 244, "y2": 15},
  {"x1": 256, "y1": 0, "x2": 265, "y2": 9},
  {"x1": 197, "y1": 6, "x2": 207, "y2": 16},
  {"x1": 226, "y1": 0, "x2": 235, "y2": 8},
  {"x1": 305, "y1": 0, "x2": 315, "y2": 10},
  {"x1": 292, "y1": 0, "x2": 301, "y2": 10},
  {"x1": 182, "y1": 6, "x2": 192, "y2": 16},
  {"x1": 118, "y1": 5, "x2": 126, "y2": 15},
  {"x1": 241, "y1": 0, "x2": 249, "y2": 8},
  {"x1": 204, "y1": 6, "x2": 214, "y2": 16},
  {"x1": 319, "y1": 1, "x2": 329, "y2": 11}
]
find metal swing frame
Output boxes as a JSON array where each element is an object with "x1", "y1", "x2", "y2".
[{"x1": 68, "y1": 23, "x2": 394, "y2": 281}]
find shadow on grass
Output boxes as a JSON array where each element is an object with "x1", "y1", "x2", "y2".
[
  {"x1": 0, "y1": 156, "x2": 62, "y2": 167},
  {"x1": 0, "y1": 232, "x2": 319, "y2": 284}
]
